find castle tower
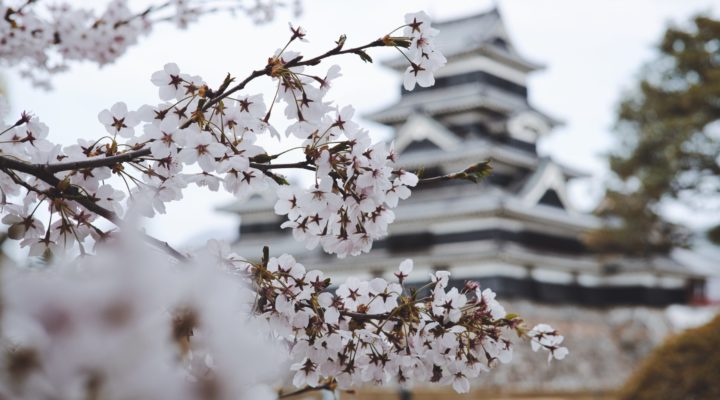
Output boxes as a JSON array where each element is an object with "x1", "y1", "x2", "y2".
[{"x1": 224, "y1": 8, "x2": 703, "y2": 307}]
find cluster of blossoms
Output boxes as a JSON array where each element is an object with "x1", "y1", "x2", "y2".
[
  {"x1": 249, "y1": 255, "x2": 567, "y2": 394},
  {"x1": 0, "y1": 0, "x2": 298, "y2": 87},
  {"x1": 0, "y1": 9, "x2": 567, "y2": 398},
  {"x1": 272, "y1": 84, "x2": 419, "y2": 256},
  {"x1": 401, "y1": 11, "x2": 446, "y2": 91}
]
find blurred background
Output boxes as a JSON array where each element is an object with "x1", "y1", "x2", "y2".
[{"x1": 4, "y1": 0, "x2": 720, "y2": 398}]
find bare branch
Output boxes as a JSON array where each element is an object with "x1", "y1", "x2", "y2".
[
  {"x1": 140, "y1": 232, "x2": 189, "y2": 261},
  {"x1": 417, "y1": 161, "x2": 493, "y2": 186}
]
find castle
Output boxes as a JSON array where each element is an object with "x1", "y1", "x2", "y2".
[{"x1": 222, "y1": 8, "x2": 708, "y2": 397}]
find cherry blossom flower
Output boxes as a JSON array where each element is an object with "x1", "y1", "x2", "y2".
[
  {"x1": 98, "y1": 102, "x2": 139, "y2": 138},
  {"x1": 151, "y1": 63, "x2": 186, "y2": 101},
  {"x1": 529, "y1": 324, "x2": 569, "y2": 362},
  {"x1": 144, "y1": 116, "x2": 185, "y2": 158},
  {"x1": 401, "y1": 11, "x2": 446, "y2": 91},
  {"x1": 433, "y1": 287, "x2": 467, "y2": 323},
  {"x1": 177, "y1": 131, "x2": 226, "y2": 172},
  {"x1": 395, "y1": 258, "x2": 413, "y2": 282}
]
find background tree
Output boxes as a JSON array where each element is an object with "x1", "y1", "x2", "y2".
[
  {"x1": 618, "y1": 314, "x2": 720, "y2": 400},
  {"x1": 587, "y1": 15, "x2": 720, "y2": 256}
]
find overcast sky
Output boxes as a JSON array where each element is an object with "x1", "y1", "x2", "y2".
[{"x1": 5, "y1": 0, "x2": 719, "y2": 248}]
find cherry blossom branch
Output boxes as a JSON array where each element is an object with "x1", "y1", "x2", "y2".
[
  {"x1": 246, "y1": 253, "x2": 568, "y2": 394},
  {"x1": 1, "y1": 0, "x2": 299, "y2": 87},
  {"x1": 195, "y1": 36, "x2": 393, "y2": 122},
  {"x1": 0, "y1": 31, "x2": 412, "y2": 195},
  {"x1": 0, "y1": 15, "x2": 444, "y2": 260}
]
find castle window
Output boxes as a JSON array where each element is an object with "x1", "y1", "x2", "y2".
[
  {"x1": 401, "y1": 70, "x2": 528, "y2": 98},
  {"x1": 492, "y1": 37, "x2": 508, "y2": 49},
  {"x1": 538, "y1": 189, "x2": 565, "y2": 209}
]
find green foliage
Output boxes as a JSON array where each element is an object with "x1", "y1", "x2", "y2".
[
  {"x1": 455, "y1": 161, "x2": 493, "y2": 183},
  {"x1": 586, "y1": 191, "x2": 683, "y2": 256},
  {"x1": 708, "y1": 223, "x2": 720, "y2": 245},
  {"x1": 618, "y1": 314, "x2": 720, "y2": 400},
  {"x1": 589, "y1": 15, "x2": 720, "y2": 256}
]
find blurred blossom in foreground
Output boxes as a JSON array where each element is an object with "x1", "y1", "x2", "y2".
[{"x1": 0, "y1": 237, "x2": 284, "y2": 400}]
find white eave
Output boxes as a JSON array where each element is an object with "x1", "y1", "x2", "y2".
[
  {"x1": 366, "y1": 83, "x2": 529, "y2": 124},
  {"x1": 365, "y1": 82, "x2": 559, "y2": 128},
  {"x1": 391, "y1": 191, "x2": 601, "y2": 232},
  {"x1": 271, "y1": 239, "x2": 707, "y2": 282},
  {"x1": 394, "y1": 113, "x2": 461, "y2": 153},
  {"x1": 394, "y1": 137, "x2": 588, "y2": 179}
]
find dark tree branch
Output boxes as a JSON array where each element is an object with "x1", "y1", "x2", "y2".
[
  {"x1": 0, "y1": 156, "x2": 188, "y2": 262},
  {"x1": 340, "y1": 311, "x2": 394, "y2": 321},
  {"x1": 42, "y1": 148, "x2": 152, "y2": 173},
  {"x1": 250, "y1": 161, "x2": 316, "y2": 172}
]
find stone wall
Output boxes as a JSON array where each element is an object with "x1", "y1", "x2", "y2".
[{"x1": 473, "y1": 300, "x2": 672, "y2": 394}]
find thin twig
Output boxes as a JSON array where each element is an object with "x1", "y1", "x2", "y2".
[
  {"x1": 141, "y1": 232, "x2": 188, "y2": 261},
  {"x1": 417, "y1": 174, "x2": 454, "y2": 185},
  {"x1": 287, "y1": 38, "x2": 386, "y2": 68},
  {"x1": 278, "y1": 383, "x2": 333, "y2": 399},
  {"x1": 416, "y1": 161, "x2": 493, "y2": 186}
]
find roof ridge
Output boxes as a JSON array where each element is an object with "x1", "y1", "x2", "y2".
[
  {"x1": 434, "y1": 6, "x2": 500, "y2": 28},
  {"x1": 433, "y1": 6, "x2": 502, "y2": 26}
]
